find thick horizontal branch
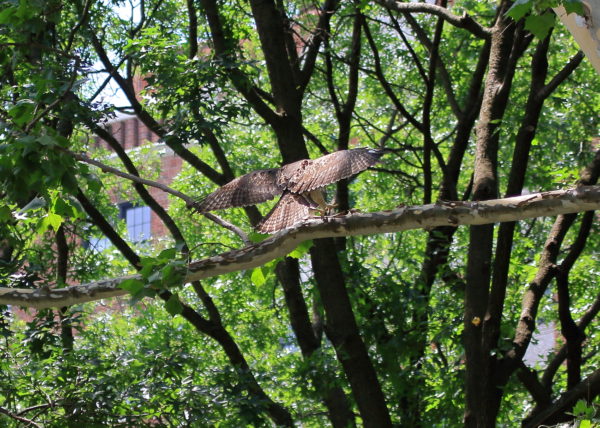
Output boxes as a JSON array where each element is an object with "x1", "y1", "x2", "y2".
[{"x1": 1, "y1": 186, "x2": 598, "y2": 309}]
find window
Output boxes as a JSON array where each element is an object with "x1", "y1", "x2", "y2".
[
  {"x1": 86, "y1": 203, "x2": 151, "y2": 251},
  {"x1": 119, "y1": 203, "x2": 151, "y2": 242}
]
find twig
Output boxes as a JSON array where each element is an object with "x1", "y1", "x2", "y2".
[
  {"x1": 202, "y1": 212, "x2": 251, "y2": 246},
  {"x1": 69, "y1": 149, "x2": 196, "y2": 205},
  {"x1": 0, "y1": 406, "x2": 42, "y2": 428},
  {"x1": 64, "y1": 149, "x2": 250, "y2": 243}
]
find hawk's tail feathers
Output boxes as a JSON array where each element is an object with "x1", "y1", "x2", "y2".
[{"x1": 255, "y1": 192, "x2": 312, "y2": 234}]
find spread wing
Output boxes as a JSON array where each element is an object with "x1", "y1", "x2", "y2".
[
  {"x1": 256, "y1": 191, "x2": 313, "y2": 234},
  {"x1": 195, "y1": 168, "x2": 282, "y2": 212},
  {"x1": 285, "y1": 148, "x2": 384, "y2": 194}
]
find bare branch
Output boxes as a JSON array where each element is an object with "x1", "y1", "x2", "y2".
[
  {"x1": 88, "y1": 34, "x2": 226, "y2": 184},
  {"x1": 68, "y1": 149, "x2": 249, "y2": 243},
  {"x1": 202, "y1": 212, "x2": 251, "y2": 246},
  {"x1": 538, "y1": 51, "x2": 584, "y2": 100},
  {"x1": 298, "y1": 0, "x2": 338, "y2": 93},
  {"x1": 69, "y1": 150, "x2": 196, "y2": 205}
]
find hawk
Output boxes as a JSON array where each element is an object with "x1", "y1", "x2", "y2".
[{"x1": 196, "y1": 147, "x2": 385, "y2": 233}]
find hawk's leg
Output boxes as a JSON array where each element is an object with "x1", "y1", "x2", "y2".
[{"x1": 307, "y1": 189, "x2": 338, "y2": 216}]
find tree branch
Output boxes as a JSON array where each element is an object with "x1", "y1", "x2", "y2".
[
  {"x1": 537, "y1": 51, "x2": 584, "y2": 100},
  {"x1": 486, "y1": 32, "x2": 554, "y2": 386},
  {"x1": 90, "y1": 125, "x2": 190, "y2": 248},
  {"x1": 542, "y1": 288, "x2": 600, "y2": 389},
  {"x1": 70, "y1": 150, "x2": 195, "y2": 205},
  {"x1": 392, "y1": 11, "x2": 462, "y2": 119},
  {"x1": 517, "y1": 363, "x2": 552, "y2": 407},
  {"x1": 0, "y1": 406, "x2": 42, "y2": 428},
  {"x1": 275, "y1": 257, "x2": 355, "y2": 426},
  {"x1": 186, "y1": 0, "x2": 198, "y2": 59},
  {"x1": 1, "y1": 186, "x2": 598, "y2": 309},
  {"x1": 76, "y1": 188, "x2": 142, "y2": 269},
  {"x1": 197, "y1": 0, "x2": 279, "y2": 124},
  {"x1": 375, "y1": 0, "x2": 491, "y2": 39},
  {"x1": 298, "y1": 0, "x2": 338, "y2": 94},
  {"x1": 66, "y1": 149, "x2": 250, "y2": 243},
  {"x1": 504, "y1": 149, "x2": 600, "y2": 372},
  {"x1": 362, "y1": 19, "x2": 423, "y2": 132},
  {"x1": 88, "y1": 34, "x2": 226, "y2": 184},
  {"x1": 523, "y1": 368, "x2": 600, "y2": 428}
]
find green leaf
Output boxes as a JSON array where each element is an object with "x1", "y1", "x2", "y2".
[
  {"x1": 54, "y1": 198, "x2": 76, "y2": 218},
  {"x1": 525, "y1": 12, "x2": 555, "y2": 39},
  {"x1": 8, "y1": 100, "x2": 36, "y2": 126},
  {"x1": 161, "y1": 262, "x2": 185, "y2": 287},
  {"x1": 147, "y1": 270, "x2": 162, "y2": 284},
  {"x1": 64, "y1": 195, "x2": 85, "y2": 219},
  {"x1": 158, "y1": 247, "x2": 177, "y2": 260},
  {"x1": 164, "y1": 293, "x2": 183, "y2": 316},
  {"x1": 563, "y1": 0, "x2": 584, "y2": 16},
  {"x1": 47, "y1": 212, "x2": 63, "y2": 230},
  {"x1": 571, "y1": 399, "x2": 595, "y2": 418},
  {"x1": 161, "y1": 264, "x2": 176, "y2": 281},
  {"x1": 60, "y1": 173, "x2": 79, "y2": 194},
  {"x1": 37, "y1": 212, "x2": 63, "y2": 234},
  {"x1": 83, "y1": 173, "x2": 103, "y2": 193},
  {"x1": 250, "y1": 267, "x2": 266, "y2": 286},
  {"x1": 119, "y1": 278, "x2": 145, "y2": 294},
  {"x1": 0, "y1": 206, "x2": 12, "y2": 221},
  {"x1": 139, "y1": 260, "x2": 156, "y2": 280},
  {"x1": 287, "y1": 240, "x2": 313, "y2": 259},
  {"x1": 506, "y1": 0, "x2": 533, "y2": 21},
  {"x1": 0, "y1": 6, "x2": 16, "y2": 24}
]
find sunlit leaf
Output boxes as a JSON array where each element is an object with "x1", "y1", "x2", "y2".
[
  {"x1": 250, "y1": 267, "x2": 266, "y2": 286},
  {"x1": 287, "y1": 240, "x2": 313, "y2": 259}
]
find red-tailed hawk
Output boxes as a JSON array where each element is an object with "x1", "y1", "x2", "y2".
[{"x1": 196, "y1": 148, "x2": 385, "y2": 233}]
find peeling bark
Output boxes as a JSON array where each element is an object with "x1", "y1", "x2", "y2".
[{"x1": 2, "y1": 186, "x2": 598, "y2": 309}]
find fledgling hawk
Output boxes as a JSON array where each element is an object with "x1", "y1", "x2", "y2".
[{"x1": 195, "y1": 147, "x2": 385, "y2": 233}]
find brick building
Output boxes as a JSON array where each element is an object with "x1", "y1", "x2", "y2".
[{"x1": 92, "y1": 111, "x2": 183, "y2": 245}]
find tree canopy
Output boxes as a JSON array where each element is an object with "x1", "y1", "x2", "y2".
[{"x1": 0, "y1": 0, "x2": 599, "y2": 426}]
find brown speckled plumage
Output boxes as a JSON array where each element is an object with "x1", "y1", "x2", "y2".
[{"x1": 195, "y1": 148, "x2": 385, "y2": 233}]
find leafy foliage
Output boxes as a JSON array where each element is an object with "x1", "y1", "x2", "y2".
[
  {"x1": 506, "y1": 0, "x2": 585, "y2": 38},
  {"x1": 0, "y1": 0, "x2": 599, "y2": 426}
]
